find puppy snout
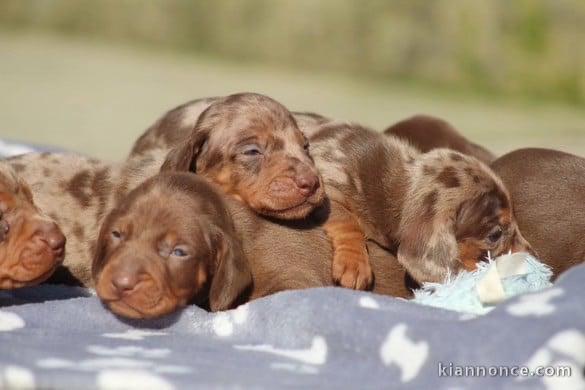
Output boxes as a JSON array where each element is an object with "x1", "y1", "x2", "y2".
[
  {"x1": 35, "y1": 222, "x2": 66, "y2": 252},
  {"x1": 295, "y1": 173, "x2": 319, "y2": 196}
]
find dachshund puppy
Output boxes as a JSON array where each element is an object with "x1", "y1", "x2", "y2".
[
  {"x1": 309, "y1": 122, "x2": 533, "y2": 286},
  {"x1": 0, "y1": 162, "x2": 65, "y2": 289},
  {"x1": 131, "y1": 93, "x2": 325, "y2": 220},
  {"x1": 491, "y1": 148, "x2": 585, "y2": 278},
  {"x1": 5, "y1": 153, "x2": 160, "y2": 285},
  {"x1": 93, "y1": 172, "x2": 413, "y2": 319},
  {"x1": 384, "y1": 115, "x2": 496, "y2": 164},
  {"x1": 93, "y1": 173, "x2": 252, "y2": 318}
]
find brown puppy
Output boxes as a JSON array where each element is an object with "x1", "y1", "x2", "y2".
[
  {"x1": 491, "y1": 148, "x2": 585, "y2": 278},
  {"x1": 309, "y1": 121, "x2": 533, "y2": 285},
  {"x1": 93, "y1": 173, "x2": 252, "y2": 317},
  {"x1": 93, "y1": 172, "x2": 413, "y2": 319},
  {"x1": 384, "y1": 114, "x2": 496, "y2": 164},
  {"x1": 132, "y1": 93, "x2": 325, "y2": 220},
  {"x1": 0, "y1": 162, "x2": 65, "y2": 289}
]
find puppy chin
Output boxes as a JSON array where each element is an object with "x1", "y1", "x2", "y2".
[
  {"x1": 107, "y1": 294, "x2": 183, "y2": 320},
  {"x1": 256, "y1": 189, "x2": 326, "y2": 220},
  {"x1": 0, "y1": 255, "x2": 61, "y2": 289}
]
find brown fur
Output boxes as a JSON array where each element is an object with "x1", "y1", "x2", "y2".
[
  {"x1": 93, "y1": 172, "x2": 413, "y2": 319},
  {"x1": 5, "y1": 153, "x2": 161, "y2": 286},
  {"x1": 491, "y1": 148, "x2": 585, "y2": 278},
  {"x1": 384, "y1": 114, "x2": 496, "y2": 164},
  {"x1": 4, "y1": 95, "x2": 327, "y2": 286},
  {"x1": 126, "y1": 100, "x2": 518, "y2": 286},
  {"x1": 307, "y1": 121, "x2": 532, "y2": 284},
  {"x1": 133, "y1": 93, "x2": 326, "y2": 220},
  {"x1": 0, "y1": 162, "x2": 65, "y2": 289}
]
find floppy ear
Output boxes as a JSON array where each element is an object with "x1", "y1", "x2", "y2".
[
  {"x1": 208, "y1": 229, "x2": 253, "y2": 312},
  {"x1": 160, "y1": 128, "x2": 209, "y2": 173},
  {"x1": 397, "y1": 201, "x2": 459, "y2": 284}
]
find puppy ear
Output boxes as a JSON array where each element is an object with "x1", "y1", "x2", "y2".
[
  {"x1": 160, "y1": 128, "x2": 209, "y2": 173},
  {"x1": 208, "y1": 229, "x2": 252, "y2": 312},
  {"x1": 397, "y1": 194, "x2": 459, "y2": 283}
]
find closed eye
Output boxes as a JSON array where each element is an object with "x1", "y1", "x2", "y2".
[{"x1": 241, "y1": 145, "x2": 263, "y2": 156}]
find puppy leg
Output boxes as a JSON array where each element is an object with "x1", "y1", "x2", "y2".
[{"x1": 325, "y1": 201, "x2": 373, "y2": 290}]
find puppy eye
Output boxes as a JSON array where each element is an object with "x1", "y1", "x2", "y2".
[
  {"x1": 241, "y1": 145, "x2": 263, "y2": 156},
  {"x1": 171, "y1": 247, "x2": 189, "y2": 257},
  {"x1": 111, "y1": 230, "x2": 122, "y2": 240},
  {"x1": 303, "y1": 141, "x2": 310, "y2": 151},
  {"x1": 487, "y1": 227, "x2": 503, "y2": 244}
]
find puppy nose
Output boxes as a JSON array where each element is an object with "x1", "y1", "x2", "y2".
[
  {"x1": 295, "y1": 173, "x2": 320, "y2": 196},
  {"x1": 36, "y1": 222, "x2": 66, "y2": 251},
  {"x1": 112, "y1": 274, "x2": 138, "y2": 294}
]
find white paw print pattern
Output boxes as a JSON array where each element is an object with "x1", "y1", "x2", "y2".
[
  {"x1": 97, "y1": 369, "x2": 175, "y2": 390},
  {"x1": 87, "y1": 345, "x2": 171, "y2": 359},
  {"x1": 234, "y1": 336, "x2": 328, "y2": 366},
  {"x1": 36, "y1": 344, "x2": 190, "y2": 375},
  {"x1": 212, "y1": 304, "x2": 249, "y2": 337},
  {"x1": 0, "y1": 310, "x2": 25, "y2": 332},
  {"x1": 380, "y1": 323, "x2": 429, "y2": 383},
  {"x1": 359, "y1": 296, "x2": 380, "y2": 310},
  {"x1": 102, "y1": 329, "x2": 168, "y2": 341},
  {"x1": 507, "y1": 288, "x2": 564, "y2": 317},
  {"x1": 518, "y1": 329, "x2": 585, "y2": 390},
  {"x1": 0, "y1": 365, "x2": 35, "y2": 389}
]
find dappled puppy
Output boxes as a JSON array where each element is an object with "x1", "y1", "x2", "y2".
[
  {"x1": 492, "y1": 148, "x2": 585, "y2": 278},
  {"x1": 309, "y1": 122, "x2": 533, "y2": 286},
  {"x1": 93, "y1": 173, "x2": 252, "y2": 319},
  {"x1": 384, "y1": 114, "x2": 496, "y2": 164},
  {"x1": 131, "y1": 93, "x2": 326, "y2": 220},
  {"x1": 0, "y1": 163, "x2": 65, "y2": 289},
  {"x1": 6, "y1": 152, "x2": 164, "y2": 286}
]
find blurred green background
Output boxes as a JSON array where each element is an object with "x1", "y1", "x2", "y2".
[{"x1": 0, "y1": 0, "x2": 584, "y2": 160}]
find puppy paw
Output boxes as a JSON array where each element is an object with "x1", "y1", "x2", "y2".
[{"x1": 332, "y1": 250, "x2": 373, "y2": 290}]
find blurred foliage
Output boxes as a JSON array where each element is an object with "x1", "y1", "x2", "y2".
[{"x1": 0, "y1": 0, "x2": 584, "y2": 104}]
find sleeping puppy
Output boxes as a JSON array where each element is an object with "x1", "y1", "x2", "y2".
[
  {"x1": 309, "y1": 121, "x2": 533, "y2": 286},
  {"x1": 5, "y1": 153, "x2": 159, "y2": 286},
  {"x1": 131, "y1": 92, "x2": 325, "y2": 220},
  {"x1": 491, "y1": 148, "x2": 585, "y2": 278},
  {"x1": 0, "y1": 163, "x2": 65, "y2": 289},
  {"x1": 93, "y1": 172, "x2": 413, "y2": 319},
  {"x1": 93, "y1": 173, "x2": 252, "y2": 317},
  {"x1": 384, "y1": 114, "x2": 496, "y2": 164}
]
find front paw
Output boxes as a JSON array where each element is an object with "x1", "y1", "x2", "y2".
[{"x1": 332, "y1": 250, "x2": 373, "y2": 290}]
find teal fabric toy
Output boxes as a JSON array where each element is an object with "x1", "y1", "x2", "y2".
[{"x1": 412, "y1": 252, "x2": 553, "y2": 315}]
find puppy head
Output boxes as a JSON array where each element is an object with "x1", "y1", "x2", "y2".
[
  {"x1": 0, "y1": 163, "x2": 65, "y2": 289},
  {"x1": 397, "y1": 150, "x2": 533, "y2": 283},
  {"x1": 161, "y1": 92, "x2": 325, "y2": 220},
  {"x1": 93, "y1": 172, "x2": 252, "y2": 319}
]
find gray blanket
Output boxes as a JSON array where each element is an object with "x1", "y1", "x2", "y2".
[{"x1": 1, "y1": 140, "x2": 584, "y2": 389}]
